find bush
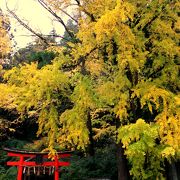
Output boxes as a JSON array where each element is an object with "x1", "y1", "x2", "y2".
[
  {"x1": 0, "y1": 167, "x2": 17, "y2": 180},
  {"x1": 61, "y1": 146, "x2": 117, "y2": 180}
]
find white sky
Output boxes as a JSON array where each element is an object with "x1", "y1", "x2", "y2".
[{"x1": 0, "y1": 0, "x2": 66, "y2": 48}]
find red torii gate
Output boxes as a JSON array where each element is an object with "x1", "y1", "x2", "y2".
[{"x1": 4, "y1": 147, "x2": 72, "y2": 180}]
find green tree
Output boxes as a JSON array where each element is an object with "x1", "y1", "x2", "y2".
[
  {"x1": 12, "y1": 33, "x2": 57, "y2": 66},
  {"x1": 60, "y1": 19, "x2": 78, "y2": 47}
]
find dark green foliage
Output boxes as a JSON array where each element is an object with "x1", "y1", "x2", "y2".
[
  {"x1": 61, "y1": 146, "x2": 117, "y2": 180},
  {"x1": 1, "y1": 138, "x2": 29, "y2": 148},
  {"x1": 0, "y1": 167, "x2": 17, "y2": 180},
  {"x1": 0, "y1": 139, "x2": 29, "y2": 180},
  {"x1": 27, "y1": 51, "x2": 56, "y2": 68}
]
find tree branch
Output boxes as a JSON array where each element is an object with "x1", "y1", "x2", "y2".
[
  {"x1": 6, "y1": 3, "x2": 71, "y2": 44},
  {"x1": 58, "y1": 7, "x2": 78, "y2": 24},
  {"x1": 38, "y1": 0, "x2": 75, "y2": 39},
  {"x1": 73, "y1": 0, "x2": 96, "y2": 22},
  {"x1": 74, "y1": 0, "x2": 80, "y2": 5},
  {"x1": 17, "y1": 34, "x2": 70, "y2": 41},
  {"x1": 63, "y1": 46, "x2": 97, "y2": 70},
  {"x1": 6, "y1": 5, "x2": 49, "y2": 45}
]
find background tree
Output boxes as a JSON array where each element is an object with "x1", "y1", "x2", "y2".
[{"x1": 12, "y1": 37, "x2": 56, "y2": 68}]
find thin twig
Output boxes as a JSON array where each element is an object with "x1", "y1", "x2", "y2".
[{"x1": 38, "y1": 0, "x2": 74, "y2": 39}]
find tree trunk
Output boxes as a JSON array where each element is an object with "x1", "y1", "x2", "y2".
[
  {"x1": 86, "y1": 109, "x2": 95, "y2": 156},
  {"x1": 166, "y1": 161, "x2": 178, "y2": 180},
  {"x1": 116, "y1": 142, "x2": 129, "y2": 180}
]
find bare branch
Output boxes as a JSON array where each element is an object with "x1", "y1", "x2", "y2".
[
  {"x1": 17, "y1": 34, "x2": 70, "y2": 42},
  {"x1": 5, "y1": 2, "x2": 71, "y2": 45},
  {"x1": 74, "y1": 0, "x2": 80, "y2": 5},
  {"x1": 58, "y1": 7, "x2": 78, "y2": 23},
  {"x1": 6, "y1": 5, "x2": 49, "y2": 45},
  {"x1": 73, "y1": 0, "x2": 96, "y2": 22},
  {"x1": 37, "y1": 0, "x2": 75, "y2": 39}
]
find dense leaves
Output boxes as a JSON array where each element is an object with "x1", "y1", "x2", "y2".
[{"x1": 0, "y1": 0, "x2": 179, "y2": 179}]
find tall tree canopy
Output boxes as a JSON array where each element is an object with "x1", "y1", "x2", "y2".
[{"x1": 0, "y1": 0, "x2": 179, "y2": 179}]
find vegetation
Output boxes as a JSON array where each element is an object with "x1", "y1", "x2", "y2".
[
  {"x1": 0, "y1": 9, "x2": 11, "y2": 59},
  {"x1": 0, "y1": 0, "x2": 179, "y2": 179}
]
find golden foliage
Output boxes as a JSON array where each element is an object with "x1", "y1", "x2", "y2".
[
  {"x1": 0, "y1": 60, "x2": 70, "y2": 152},
  {"x1": 0, "y1": 1, "x2": 179, "y2": 177},
  {"x1": 133, "y1": 84, "x2": 180, "y2": 148},
  {"x1": 0, "y1": 12, "x2": 11, "y2": 57}
]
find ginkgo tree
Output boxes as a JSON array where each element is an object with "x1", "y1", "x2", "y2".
[
  {"x1": 0, "y1": 0, "x2": 179, "y2": 179},
  {"x1": 61, "y1": 0, "x2": 179, "y2": 178}
]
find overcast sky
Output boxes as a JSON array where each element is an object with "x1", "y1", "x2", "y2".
[{"x1": 0, "y1": 0, "x2": 65, "y2": 48}]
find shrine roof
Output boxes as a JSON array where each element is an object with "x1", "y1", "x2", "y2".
[{"x1": 3, "y1": 147, "x2": 72, "y2": 155}]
